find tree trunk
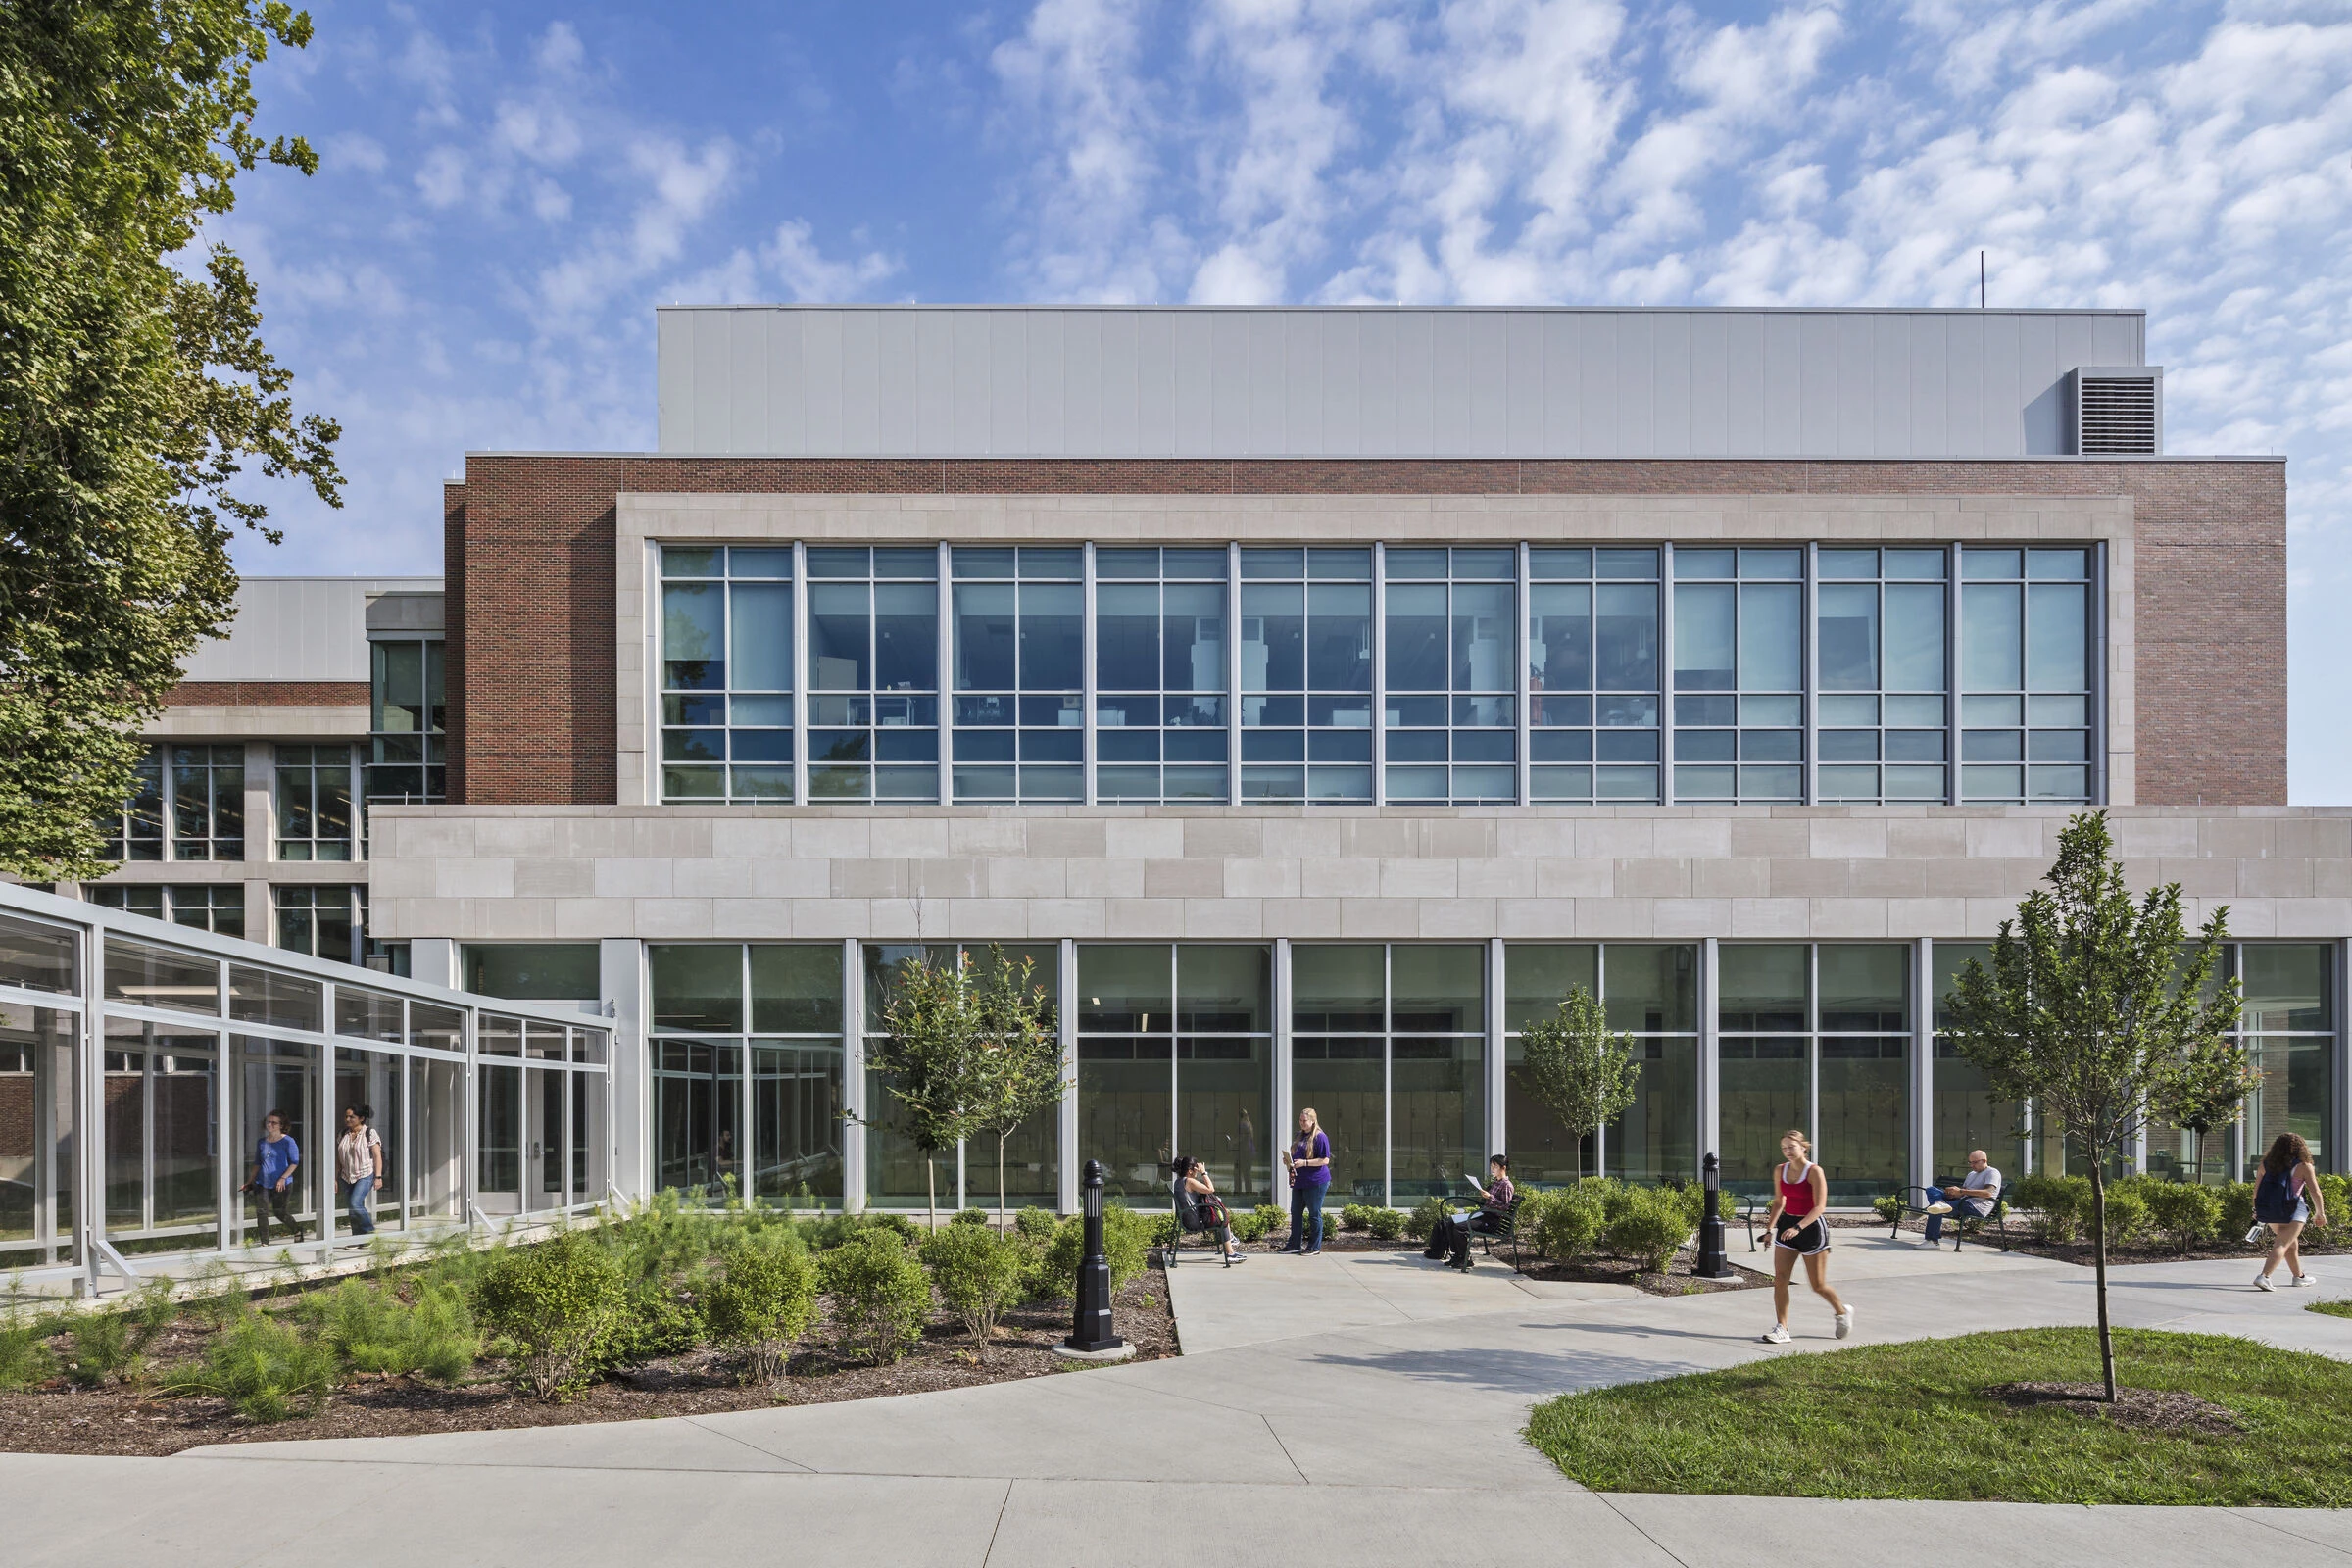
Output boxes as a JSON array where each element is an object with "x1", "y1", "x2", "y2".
[
  {"x1": 998, "y1": 1132, "x2": 1010, "y2": 1232},
  {"x1": 926, "y1": 1153, "x2": 938, "y2": 1233},
  {"x1": 2089, "y1": 1161, "x2": 2117, "y2": 1402}
]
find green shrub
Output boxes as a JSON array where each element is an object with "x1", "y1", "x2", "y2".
[
  {"x1": 952, "y1": 1207, "x2": 990, "y2": 1228},
  {"x1": 1230, "y1": 1205, "x2": 1283, "y2": 1244},
  {"x1": 66, "y1": 1310, "x2": 139, "y2": 1388},
  {"x1": 1366, "y1": 1207, "x2": 1405, "y2": 1242},
  {"x1": 1145, "y1": 1212, "x2": 1180, "y2": 1248},
  {"x1": 2315, "y1": 1174, "x2": 2350, "y2": 1237},
  {"x1": 163, "y1": 1312, "x2": 338, "y2": 1422},
  {"x1": 0, "y1": 1321, "x2": 58, "y2": 1391},
  {"x1": 300, "y1": 1280, "x2": 478, "y2": 1383},
  {"x1": 921, "y1": 1224, "x2": 1029, "y2": 1357},
  {"x1": 598, "y1": 1279, "x2": 705, "y2": 1367},
  {"x1": 2097, "y1": 1184, "x2": 2149, "y2": 1246},
  {"x1": 1871, "y1": 1194, "x2": 1904, "y2": 1225},
  {"x1": 817, "y1": 1229, "x2": 931, "y2": 1365},
  {"x1": 475, "y1": 1231, "x2": 625, "y2": 1400},
  {"x1": 1606, "y1": 1185, "x2": 1691, "y2": 1273},
  {"x1": 1339, "y1": 1203, "x2": 1373, "y2": 1233},
  {"x1": 1038, "y1": 1208, "x2": 1152, "y2": 1300},
  {"x1": 1013, "y1": 1206, "x2": 1059, "y2": 1241},
  {"x1": 2139, "y1": 1180, "x2": 2224, "y2": 1251},
  {"x1": 702, "y1": 1241, "x2": 817, "y2": 1384},
  {"x1": 1532, "y1": 1186, "x2": 1609, "y2": 1263},
  {"x1": 864, "y1": 1212, "x2": 922, "y2": 1243},
  {"x1": 2219, "y1": 1181, "x2": 2256, "y2": 1242},
  {"x1": 2013, "y1": 1173, "x2": 2089, "y2": 1242},
  {"x1": 1405, "y1": 1198, "x2": 1445, "y2": 1242}
]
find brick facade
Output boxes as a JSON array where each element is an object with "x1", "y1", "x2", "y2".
[
  {"x1": 444, "y1": 456, "x2": 2285, "y2": 809},
  {"x1": 166, "y1": 680, "x2": 370, "y2": 707}
]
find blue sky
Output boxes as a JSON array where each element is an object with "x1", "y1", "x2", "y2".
[{"x1": 216, "y1": 0, "x2": 2352, "y2": 796}]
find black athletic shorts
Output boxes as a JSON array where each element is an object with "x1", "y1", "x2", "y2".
[{"x1": 1773, "y1": 1217, "x2": 1829, "y2": 1255}]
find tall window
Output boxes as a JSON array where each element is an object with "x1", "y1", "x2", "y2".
[
  {"x1": 89, "y1": 884, "x2": 245, "y2": 935},
  {"x1": 1503, "y1": 944, "x2": 1697, "y2": 1189},
  {"x1": 369, "y1": 639, "x2": 446, "y2": 804},
  {"x1": 2233, "y1": 945, "x2": 2333, "y2": 1181},
  {"x1": 275, "y1": 745, "x2": 356, "y2": 860},
  {"x1": 1673, "y1": 548, "x2": 1803, "y2": 803},
  {"x1": 660, "y1": 545, "x2": 793, "y2": 803},
  {"x1": 165, "y1": 744, "x2": 245, "y2": 859},
  {"x1": 649, "y1": 944, "x2": 846, "y2": 1204},
  {"x1": 1929, "y1": 942, "x2": 2026, "y2": 1181},
  {"x1": 952, "y1": 547, "x2": 1083, "y2": 803},
  {"x1": 1814, "y1": 549, "x2": 1949, "y2": 803},
  {"x1": 275, "y1": 885, "x2": 364, "y2": 964},
  {"x1": 1095, "y1": 549, "x2": 1229, "y2": 804},
  {"x1": 1239, "y1": 548, "x2": 1373, "y2": 804},
  {"x1": 1384, "y1": 548, "x2": 1517, "y2": 804},
  {"x1": 101, "y1": 748, "x2": 166, "y2": 860},
  {"x1": 1528, "y1": 548, "x2": 1661, "y2": 803},
  {"x1": 1291, "y1": 945, "x2": 1485, "y2": 1206},
  {"x1": 807, "y1": 546, "x2": 939, "y2": 803},
  {"x1": 1960, "y1": 546, "x2": 2094, "y2": 803},
  {"x1": 1077, "y1": 945, "x2": 1271, "y2": 1205},
  {"x1": 1719, "y1": 944, "x2": 1909, "y2": 1202}
]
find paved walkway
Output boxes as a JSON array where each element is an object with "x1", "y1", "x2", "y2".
[{"x1": 4, "y1": 1238, "x2": 2350, "y2": 1565}]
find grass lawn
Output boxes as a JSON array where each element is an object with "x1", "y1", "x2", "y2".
[
  {"x1": 2314, "y1": 1299, "x2": 2352, "y2": 1321},
  {"x1": 1526, "y1": 1329, "x2": 2352, "y2": 1506}
]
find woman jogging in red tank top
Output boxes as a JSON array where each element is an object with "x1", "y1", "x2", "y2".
[{"x1": 1759, "y1": 1129, "x2": 1852, "y2": 1345}]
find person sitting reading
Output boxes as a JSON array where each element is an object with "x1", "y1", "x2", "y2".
[
  {"x1": 1921, "y1": 1149, "x2": 2002, "y2": 1245},
  {"x1": 1425, "y1": 1154, "x2": 1515, "y2": 1272},
  {"x1": 1171, "y1": 1154, "x2": 1246, "y2": 1263}
]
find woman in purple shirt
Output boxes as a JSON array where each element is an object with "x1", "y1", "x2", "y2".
[{"x1": 1281, "y1": 1107, "x2": 1333, "y2": 1255}]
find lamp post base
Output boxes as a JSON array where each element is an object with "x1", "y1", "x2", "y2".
[{"x1": 1051, "y1": 1341, "x2": 1134, "y2": 1362}]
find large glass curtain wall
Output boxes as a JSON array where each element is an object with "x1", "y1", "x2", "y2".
[
  {"x1": 649, "y1": 943, "x2": 847, "y2": 1205},
  {"x1": 1077, "y1": 946, "x2": 1273, "y2": 1206},
  {"x1": 861, "y1": 944, "x2": 1059, "y2": 1210},
  {"x1": 1503, "y1": 944, "x2": 1698, "y2": 1188},
  {"x1": 0, "y1": 900, "x2": 606, "y2": 1271},
  {"x1": 1292, "y1": 945, "x2": 1485, "y2": 1206},
  {"x1": 1718, "y1": 944, "x2": 1910, "y2": 1202},
  {"x1": 660, "y1": 540, "x2": 2101, "y2": 807}
]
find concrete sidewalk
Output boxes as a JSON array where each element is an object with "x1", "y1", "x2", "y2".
[{"x1": 3, "y1": 1245, "x2": 2348, "y2": 1566}]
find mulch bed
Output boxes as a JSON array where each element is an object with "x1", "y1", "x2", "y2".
[
  {"x1": 0, "y1": 1269, "x2": 1175, "y2": 1458},
  {"x1": 1984, "y1": 1380, "x2": 2244, "y2": 1437}
]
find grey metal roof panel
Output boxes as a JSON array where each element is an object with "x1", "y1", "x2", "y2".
[
  {"x1": 179, "y1": 576, "x2": 441, "y2": 683},
  {"x1": 656, "y1": 305, "x2": 2155, "y2": 460}
]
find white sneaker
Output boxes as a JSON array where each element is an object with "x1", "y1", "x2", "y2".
[
  {"x1": 1924, "y1": 1201, "x2": 1953, "y2": 1216},
  {"x1": 1761, "y1": 1324, "x2": 1791, "y2": 1344},
  {"x1": 1836, "y1": 1307, "x2": 1855, "y2": 1340},
  {"x1": 1917, "y1": 1235, "x2": 1941, "y2": 1247},
  {"x1": 2253, "y1": 1273, "x2": 2276, "y2": 1292},
  {"x1": 2289, "y1": 1273, "x2": 2318, "y2": 1288}
]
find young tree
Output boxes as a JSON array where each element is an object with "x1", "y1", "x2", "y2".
[
  {"x1": 965, "y1": 947, "x2": 1064, "y2": 1230},
  {"x1": 1517, "y1": 984, "x2": 1642, "y2": 1180},
  {"x1": 864, "y1": 951, "x2": 989, "y2": 1231},
  {"x1": 1, "y1": 3, "x2": 343, "y2": 877},
  {"x1": 1944, "y1": 811, "x2": 2250, "y2": 1402}
]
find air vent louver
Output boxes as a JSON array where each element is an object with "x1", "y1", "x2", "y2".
[{"x1": 2074, "y1": 372, "x2": 2160, "y2": 455}]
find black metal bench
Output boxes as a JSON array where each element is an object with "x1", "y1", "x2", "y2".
[
  {"x1": 1448, "y1": 1192, "x2": 1528, "y2": 1268},
  {"x1": 1889, "y1": 1184, "x2": 2010, "y2": 1252},
  {"x1": 1162, "y1": 1184, "x2": 1235, "y2": 1269}
]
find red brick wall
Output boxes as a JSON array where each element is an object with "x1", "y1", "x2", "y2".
[
  {"x1": 446, "y1": 456, "x2": 2286, "y2": 808},
  {"x1": 166, "y1": 681, "x2": 370, "y2": 707}
]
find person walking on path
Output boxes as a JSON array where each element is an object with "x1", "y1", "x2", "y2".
[
  {"x1": 338, "y1": 1104, "x2": 387, "y2": 1237},
  {"x1": 2253, "y1": 1131, "x2": 2327, "y2": 1291},
  {"x1": 244, "y1": 1111, "x2": 304, "y2": 1246},
  {"x1": 1759, "y1": 1129, "x2": 1852, "y2": 1344},
  {"x1": 1281, "y1": 1107, "x2": 1333, "y2": 1255}
]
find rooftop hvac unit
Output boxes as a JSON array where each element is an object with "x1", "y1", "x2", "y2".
[{"x1": 2065, "y1": 367, "x2": 2162, "y2": 455}]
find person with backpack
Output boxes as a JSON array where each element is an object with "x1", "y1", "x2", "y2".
[
  {"x1": 338, "y1": 1103, "x2": 387, "y2": 1237},
  {"x1": 2252, "y1": 1131, "x2": 2327, "y2": 1291},
  {"x1": 1170, "y1": 1154, "x2": 1245, "y2": 1264}
]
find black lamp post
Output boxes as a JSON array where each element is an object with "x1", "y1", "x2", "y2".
[
  {"x1": 1065, "y1": 1159, "x2": 1124, "y2": 1353},
  {"x1": 1694, "y1": 1152, "x2": 1732, "y2": 1279}
]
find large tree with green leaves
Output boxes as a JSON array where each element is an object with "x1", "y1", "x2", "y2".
[
  {"x1": 1, "y1": 1, "x2": 342, "y2": 878},
  {"x1": 866, "y1": 950, "x2": 993, "y2": 1230},
  {"x1": 1517, "y1": 983, "x2": 1642, "y2": 1181},
  {"x1": 1944, "y1": 811, "x2": 2254, "y2": 1401}
]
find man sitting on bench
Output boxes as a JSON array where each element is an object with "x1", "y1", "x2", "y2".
[
  {"x1": 1172, "y1": 1154, "x2": 1246, "y2": 1264},
  {"x1": 1922, "y1": 1149, "x2": 2001, "y2": 1246},
  {"x1": 1426, "y1": 1154, "x2": 1514, "y2": 1272}
]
